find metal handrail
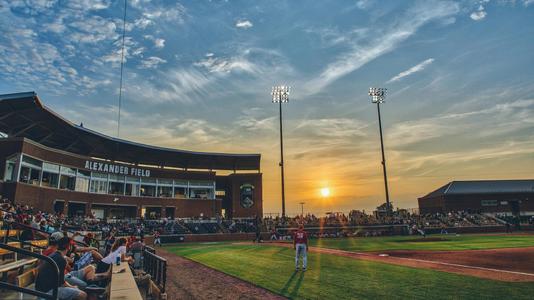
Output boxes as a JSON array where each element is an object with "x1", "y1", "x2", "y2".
[
  {"x1": 0, "y1": 243, "x2": 60, "y2": 300},
  {"x1": 142, "y1": 248, "x2": 166, "y2": 293}
]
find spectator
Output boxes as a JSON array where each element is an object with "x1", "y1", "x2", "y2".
[
  {"x1": 96, "y1": 237, "x2": 133, "y2": 274},
  {"x1": 35, "y1": 236, "x2": 87, "y2": 300}
]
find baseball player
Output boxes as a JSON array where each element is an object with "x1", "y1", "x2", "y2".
[{"x1": 293, "y1": 224, "x2": 308, "y2": 271}]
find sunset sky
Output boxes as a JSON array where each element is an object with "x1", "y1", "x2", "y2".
[{"x1": 1, "y1": 0, "x2": 533, "y2": 215}]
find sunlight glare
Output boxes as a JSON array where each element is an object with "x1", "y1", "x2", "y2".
[{"x1": 320, "y1": 187, "x2": 330, "y2": 197}]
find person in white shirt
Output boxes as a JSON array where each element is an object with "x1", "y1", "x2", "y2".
[{"x1": 95, "y1": 237, "x2": 133, "y2": 274}]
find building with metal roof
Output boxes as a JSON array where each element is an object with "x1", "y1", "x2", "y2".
[{"x1": 418, "y1": 180, "x2": 534, "y2": 215}]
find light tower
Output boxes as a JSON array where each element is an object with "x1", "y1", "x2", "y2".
[
  {"x1": 368, "y1": 87, "x2": 391, "y2": 215},
  {"x1": 271, "y1": 85, "x2": 290, "y2": 218}
]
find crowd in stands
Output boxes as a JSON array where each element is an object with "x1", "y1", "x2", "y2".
[
  {"x1": 263, "y1": 209, "x2": 502, "y2": 229},
  {"x1": 0, "y1": 199, "x2": 524, "y2": 240},
  {"x1": 1, "y1": 201, "x2": 153, "y2": 300}
]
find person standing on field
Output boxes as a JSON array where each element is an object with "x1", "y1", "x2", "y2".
[
  {"x1": 153, "y1": 230, "x2": 161, "y2": 246},
  {"x1": 293, "y1": 224, "x2": 308, "y2": 271}
]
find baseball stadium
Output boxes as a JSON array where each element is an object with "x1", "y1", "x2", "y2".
[
  {"x1": 0, "y1": 92, "x2": 533, "y2": 299},
  {"x1": 1, "y1": 1, "x2": 534, "y2": 300}
]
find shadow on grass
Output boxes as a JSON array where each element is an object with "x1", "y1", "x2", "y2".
[{"x1": 280, "y1": 271, "x2": 305, "y2": 299}]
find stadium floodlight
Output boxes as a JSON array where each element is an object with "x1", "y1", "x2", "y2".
[
  {"x1": 368, "y1": 87, "x2": 391, "y2": 216},
  {"x1": 271, "y1": 86, "x2": 290, "y2": 103},
  {"x1": 369, "y1": 87, "x2": 387, "y2": 103},
  {"x1": 271, "y1": 85, "x2": 290, "y2": 219}
]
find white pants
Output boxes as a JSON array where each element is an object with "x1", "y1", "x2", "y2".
[{"x1": 295, "y1": 243, "x2": 307, "y2": 269}]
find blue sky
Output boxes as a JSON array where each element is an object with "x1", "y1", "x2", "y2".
[{"x1": 1, "y1": 0, "x2": 533, "y2": 215}]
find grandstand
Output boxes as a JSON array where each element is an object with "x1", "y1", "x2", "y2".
[
  {"x1": 0, "y1": 92, "x2": 263, "y2": 220},
  {"x1": 0, "y1": 204, "x2": 167, "y2": 300}
]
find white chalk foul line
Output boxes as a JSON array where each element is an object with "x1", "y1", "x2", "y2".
[{"x1": 387, "y1": 256, "x2": 534, "y2": 277}]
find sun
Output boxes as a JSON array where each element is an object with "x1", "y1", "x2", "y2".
[{"x1": 320, "y1": 187, "x2": 331, "y2": 197}]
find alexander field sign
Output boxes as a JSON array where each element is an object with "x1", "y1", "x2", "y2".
[{"x1": 84, "y1": 160, "x2": 151, "y2": 177}]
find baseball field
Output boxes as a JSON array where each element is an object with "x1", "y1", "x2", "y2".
[{"x1": 160, "y1": 233, "x2": 534, "y2": 299}]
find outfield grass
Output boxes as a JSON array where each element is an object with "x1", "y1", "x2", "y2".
[
  {"x1": 166, "y1": 243, "x2": 534, "y2": 300},
  {"x1": 309, "y1": 234, "x2": 534, "y2": 252}
]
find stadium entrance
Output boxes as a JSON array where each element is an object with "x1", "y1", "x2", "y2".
[
  {"x1": 91, "y1": 204, "x2": 137, "y2": 219},
  {"x1": 67, "y1": 202, "x2": 86, "y2": 217}
]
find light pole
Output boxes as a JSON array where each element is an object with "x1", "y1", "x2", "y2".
[
  {"x1": 299, "y1": 202, "x2": 305, "y2": 216},
  {"x1": 272, "y1": 85, "x2": 290, "y2": 219},
  {"x1": 368, "y1": 87, "x2": 391, "y2": 216}
]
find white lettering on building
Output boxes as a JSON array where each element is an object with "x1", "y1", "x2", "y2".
[{"x1": 84, "y1": 160, "x2": 150, "y2": 177}]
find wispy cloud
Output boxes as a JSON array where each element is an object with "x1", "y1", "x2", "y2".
[
  {"x1": 124, "y1": 68, "x2": 214, "y2": 104},
  {"x1": 304, "y1": 1, "x2": 459, "y2": 94},
  {"x1": 194, "y1": 53, "x2": 259, "y2": 74},
  {"x1": 387, "y1": 58, "x2": 435, "y2": 83},
  {"x1": 387, "y1": 98, "x2": 534, "y2": 147},
  {"x1": 356, "y1": 0, "x2": 374, "y2": 10},
  {"x1": 295, "y1": 118, "x2": 368, "y2": 139},
  {"x1": 143, "y1": 35, "x2": 165, "y2": 49},
  {"x1": 235, "y1": 20, "x2": 253, "y2": 29},
  {"x1": 139, "y1": 56, "x2": 167, "y2": 69},
  {"x1": 470, "y1": 5, "x2": 487, "y2": 21}
]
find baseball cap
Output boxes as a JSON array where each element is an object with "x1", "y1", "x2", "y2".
[{"x1": 49, "y1": 231, "x2": 64, "y2": 242}]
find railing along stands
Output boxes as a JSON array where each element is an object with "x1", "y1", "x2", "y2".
[
  {"x1": 0, "y1": 243, "x2": 60, "y2": 300},
  {"x1": 143, "y1": 246, "x2": 166, "y2": 293}
]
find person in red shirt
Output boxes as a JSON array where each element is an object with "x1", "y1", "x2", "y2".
[
  {"x1": 153, "y1": 230, "x2": 161, "y2": 247},
  {"x1": 293, "y1": 224, "x2": 308, "y2": 271}
]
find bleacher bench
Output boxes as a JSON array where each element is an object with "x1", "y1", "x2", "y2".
[
  {"x1": 16, "y1": 268, "x2": 37, "y2": 300},
  {"x1": 1, "y1": 242, "x2": 21, "y2": 261},
  {"x1": 28, "y1": 240, "x2": 48, "y2": 254},
  {"x1": 0, "y1": 229, "x2": 20, "y2": 238},
  {"x1": 0, "y1": 258, "x2": 38, "y2": 283}
]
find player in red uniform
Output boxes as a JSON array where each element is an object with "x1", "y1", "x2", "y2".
[{"x1": 293, "y1": 224, "x2": 308, "y2": 271}]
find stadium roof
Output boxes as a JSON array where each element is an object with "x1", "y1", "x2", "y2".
[
  {"x1": 421, "y1": 180, "x2": 534, "y2": 199},
  {"x1": 0, "y1": 92, "x2": 261, "y2": 171}
]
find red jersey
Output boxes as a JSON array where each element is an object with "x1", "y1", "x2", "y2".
[
  {"x1": 42, "y1": 247, "x2": 55, "y2": 257},
  {"x1": 293, "y1": 230, "x2": 308, "y2": 244}
]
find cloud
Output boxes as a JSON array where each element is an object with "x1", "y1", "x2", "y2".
[
  {"x1": 305, "y1": 1, "x2": 459, "y2": 94},
  {"x1": 356, "y1": 0, "x2": 374, "y2": 10},
  {"x1": 124, "y1": 68, "x2": 214, "y2": 104},
  {"x1": 387, "y1": 98, "x2": 534, "y2": 147},
  {"x1": 387, "y1": 58, "x2": 435, "y2": 83},
  {"x1": 305, "y1": 27, "x2": 369, "y2": 48},
  {"x1": 66, "y1": 0, "x2": 111, "y2": 11},
  {"x1": 69, "y1": 15, "x2": 118, "y2": 44},
  {"x1": 524, "y1": 0, "x2": 534, "y2": 7},
  {"x1": 235, "y1": 20, "x2": 253, "y2": 29},
  {"x1": 100, "y1": 37, "x2": 144, "y2": 66},
  {"x1": 295, "y1": 118, "x2": 368, "y2": 139},
  {"x1": 154, "y1": 38, "x2": 165, "y2": 49},
  {"x1": 134, "y1": 17, "x2": 154, "y2": 29},
  {"x1": 139, "y1": 56, "x2": 167, "y2": 69},
  {"x1": 470, "y1": 5, "x2": 487, "y2": 21},
  {"x1": 194, "y1": 55, "x2": 259, "y2": 74},
  {"x1": 143, "y1": 35, "x2": 166, "y2": 49},
  {"x1": 234, "y1": 108, "x2": 277, "y2": 132},
  {"x1": 142, "y1": 3, "x2": 186, "y2": 23}
]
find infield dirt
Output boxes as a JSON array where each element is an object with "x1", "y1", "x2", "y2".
[{"x1": 157, "y1": 247, "x2": 286, "y2": 300}]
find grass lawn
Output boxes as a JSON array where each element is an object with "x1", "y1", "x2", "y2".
[
  {"x1": 166, "y1": 243, "x2": 534, "y2": 300},
  {"x1": 308, "y1": 233, "x2": 534, "y2": 252}
]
